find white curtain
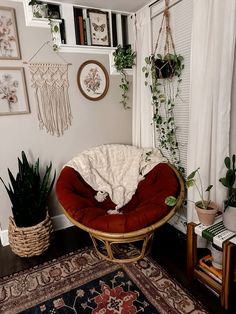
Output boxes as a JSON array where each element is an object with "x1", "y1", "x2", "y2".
[
  {"x1": 132, "y1": 6, "x2": 154, "y2": 148},
  {"x1": 187, "y1": 0, "x2": 236, "y2": 222}
]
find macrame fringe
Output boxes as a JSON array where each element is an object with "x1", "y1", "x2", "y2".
[{"x1": 29, "y1": 63, "x2": 72, "y2": 136}]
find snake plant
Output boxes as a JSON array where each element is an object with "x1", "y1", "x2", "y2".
[{"x1": 0, "y1": 151, "x2": 56, "y2": 227}]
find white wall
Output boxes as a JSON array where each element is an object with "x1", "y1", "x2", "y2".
[{"x1": 0, "y1": 0, "x2": 132, "y2": 230}]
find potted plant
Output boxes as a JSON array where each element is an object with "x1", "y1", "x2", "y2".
[
  {"x1": 186, "y1": 168, "x2": 218, "y2": 225},
  {"x1": 166, "y1": 168, "x2": 217, "y2": 225},
  {"x1": 29, "y1": 0, "x2": 48, "y2": 18},
  {"x1": 49, "y1": 19, "x2": 61, "y2": 51},
  {"x1": 0, "y1": 151, "x2": 56, "y2": 257},
  {"x1": 147, "y1": 53, "x2": 184, "y2": 79},
  {"x1": 113, "y1": 45, "x2": 136, "y2": 109},
  {"x1": 219, "y1": 154, "x2": 236, "y2": 231}
]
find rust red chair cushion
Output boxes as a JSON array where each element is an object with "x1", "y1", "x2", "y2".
[{"x1": 56, "y1": 163, "x2": 179, "y2": 233}]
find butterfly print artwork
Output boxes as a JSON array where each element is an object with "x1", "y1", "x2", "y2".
[{"x1": 88, "y1": 10, "x2": 110, "y2": 46}]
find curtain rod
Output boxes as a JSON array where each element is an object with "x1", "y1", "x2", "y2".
[{"x1": 149, "y1": 0, "x2": 161, "y2": 7}]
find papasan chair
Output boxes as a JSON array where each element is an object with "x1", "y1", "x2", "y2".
[{"x1": 56, "y1": 144, "x2": 184, "y2": 263}]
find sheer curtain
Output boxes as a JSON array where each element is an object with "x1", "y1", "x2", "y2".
[
  {"x1": 132, "y1": 6, "x2": 154, "y2": 148},
  {"x1": 187, "y1": 0, "x2": 236, "y2": 222}
]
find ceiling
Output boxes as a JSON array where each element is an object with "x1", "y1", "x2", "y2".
[{"x1": 57, "y1": 0, "x2": 153, "y2": 13}]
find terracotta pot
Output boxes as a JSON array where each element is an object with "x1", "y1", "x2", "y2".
[
  {"x1": 223, "y1": 205, "x2": 236, "y2": 232},
  {"x1": 195, "y1": 201, "x2": 218, "y2": 225}
]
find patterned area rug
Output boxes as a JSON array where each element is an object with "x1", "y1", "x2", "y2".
[{"x1": 0, "y1": 246, "x2": 209, "y2": 314}]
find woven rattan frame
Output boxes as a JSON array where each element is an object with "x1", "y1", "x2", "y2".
[
  {"x1": 62, "y1": 164, "x2": 185, "y2": 263},
  {"x1": 8, "y1": 213, "x2": 53, "y2": 257}
]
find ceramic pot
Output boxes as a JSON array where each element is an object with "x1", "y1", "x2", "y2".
[
  {"x1": 195, "y1": 201, "x2": 218, "y2": 225},
  {"x1": 211, "y1": 243, "x2": 223, "y2": 269},
  {"x1": 223, "y1": 206, "x2": 236, "y2": 232},
  {"x1": 32, "y1": 4, "x2": 48, "y2": 18},
  {"x1": 154, "y1": 58, "x2": 177, "y2": 79}
]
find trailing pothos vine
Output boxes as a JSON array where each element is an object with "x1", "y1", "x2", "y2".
[
  {"x1": 113, "y1": 45, "x2": 136, "y2": 109},
  {"x1": 142, "y1": 1, "x2": 185, "y2": 175}
]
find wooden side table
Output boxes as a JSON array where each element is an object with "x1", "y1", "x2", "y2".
[{"x1": 187, "y1": 221, "x2": 236, "y2": 310}]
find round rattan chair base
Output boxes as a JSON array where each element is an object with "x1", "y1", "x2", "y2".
[
  {"x1": 61, "y1": 164, "x2": 185, "y2": 263},
  {"x1": 8, "y1": 214, "x2": 53, "y2": 257}
]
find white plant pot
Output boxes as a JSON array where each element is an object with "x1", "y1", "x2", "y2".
[
  {"x1": 223, "y1": 206, "x2": 236, "y2": 232},
  {"x1": 211, "y1": 244, "x2": 223, "y2": 269},
  {"x1": 32, "y1": 4, "x2": 48, "y2": 18}
]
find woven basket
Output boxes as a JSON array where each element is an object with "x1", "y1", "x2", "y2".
[{"x1": 8, "y1": 213, "x2": 53, "y2": 257}]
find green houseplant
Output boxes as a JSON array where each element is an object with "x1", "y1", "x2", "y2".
[
  {"x1": 186, "y1": 168, "x2": 218, "y2": 225},
  {"x1": 219, "y1": 154, "x2": 236, "y2": 231},
  {"x1": 113, "y1": 45, "x2": 136, "y2": 109},
  {"x1": 166, "y1": 168, "x2": 217, "y2": 225},
  {"x1": 0, "y1": 151, "x2": 56, "y2": 256},
  {"x1": 29, "y1": 0, "x2": 48, "y2": 19}
]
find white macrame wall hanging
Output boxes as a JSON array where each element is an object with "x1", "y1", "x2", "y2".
[{"x1": 26, "y1": 41, "x2": 72, "y2": 136}]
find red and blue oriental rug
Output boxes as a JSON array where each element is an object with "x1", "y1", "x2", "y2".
[{"x1": 0, "y1": 246, "x2": 209, "y2": 313}]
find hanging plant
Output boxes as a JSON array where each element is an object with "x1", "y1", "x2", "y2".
[
  {"x1": 48, "y1": 19, "x2": 61, "y2": 51},
  {"x1": 113, "y1": 45, "x2": 136, "y2": 109},
  {"x1": 142, "y1": 0, "x2": 184, "y2": 174}
]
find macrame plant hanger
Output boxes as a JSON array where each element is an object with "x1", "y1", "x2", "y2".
[
  {"x1": 25, "y1": 41, "x2": 73, "y2": 137},
  {"x1": 153, "y1": 0, "x2": 176, "y2": 78},
  {"x1": 149, "y1": 0, "x2": 183, "y2": 172}
]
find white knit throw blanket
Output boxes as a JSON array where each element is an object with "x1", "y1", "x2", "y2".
[{"x1": 66, "y1": 144, "x2": 167, "y2": 213}]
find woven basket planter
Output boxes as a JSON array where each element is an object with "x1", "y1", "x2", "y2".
[{"x1": 8, "y1": 213, "x2": 53, "y2": 257}]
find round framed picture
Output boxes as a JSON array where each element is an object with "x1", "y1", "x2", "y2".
[{"x1": 77, "y1": 60, "x2": 109, "y2": 101}]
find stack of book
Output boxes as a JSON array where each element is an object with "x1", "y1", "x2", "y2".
[
  {"x1": 195, "y1": 212, "x2": 236, "y2": 248},
  {"x1": 197, "y1": 255, "x2": 222, "y2": 284},
  {"x1": 74, "y1": 8, "x2": 91, "y2": 46}
]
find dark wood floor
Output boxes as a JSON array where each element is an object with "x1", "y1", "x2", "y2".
[{"x1": 0, "y1": 224, "x2": 235, "y2": 314}]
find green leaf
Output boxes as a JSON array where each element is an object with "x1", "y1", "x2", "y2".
[
  {"x1": 165, "y1": 196, "x2": 177, "y2": 206},
  {"x1": 225, "y1": 156, "x2": 231, "y2": 169},
  {"x1": 205, "y1": 184, "x2": 213, "y2": 192},
  {"x1": 187, "y1": 168, "x2": 200, "y2": 180},
  {"x1": 186, "y1": 178, "x2": 195, "y2": 188},
  {"x1": 219, "y1": 177, "x2": 228, "y2": 187}
]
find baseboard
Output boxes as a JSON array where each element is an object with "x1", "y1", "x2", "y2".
[
  {"x1": 168, "y1": 213, "x2": 187, "y2": 234},
  {"x1": 0, "y1": 229, "x2": 9, "y2": 247},
  {"x1": 0, "y1": 214, "x2": 73, "y2": 247}
]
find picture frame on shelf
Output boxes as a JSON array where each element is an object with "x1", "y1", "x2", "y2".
[
  {"x1": 77, "y1": 60, "x2": 109, "y2": 101},
  {"x1": 0, "y1": 67, "x2": 30, "y2": 116},
  {"x1": 0, "y1": 7, "x2": 21, "y2": 60},
  {"x1": 87, "y1": 9, "x2": 110, "y2": 47}
]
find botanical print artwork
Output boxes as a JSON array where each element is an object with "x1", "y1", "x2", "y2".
[
  {"x1": 0, "y1": 7, "x2": 21, "y2": 59},
  {"x1": 84, "y1": 67, "x2": 102, "y2": 95},
  {"x1": 77, "y1": 60, "x2": 109, "y2": 101},
  {"x1": 0, "y1": 67, "x2": 29, "y2": 115},
  {"x1": 0, "y1": 72, "x2": 19, "y2": 109}
]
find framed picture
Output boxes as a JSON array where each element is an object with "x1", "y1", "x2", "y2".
[
  {"x1": 0, "y1": 67, "x2": 30, "y2": 115},
  {"x1": 77, "y1": 60, "x2": 109, "y2": 101},
  {"x1": 0, "y1": 7, "x2": 21, "y2": 60},
  {"x1": 88, "y1": 9, "x2": 110, "y2": 46}
]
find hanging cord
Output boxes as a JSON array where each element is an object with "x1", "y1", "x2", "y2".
[
  {"x1": 24, "y1": 41, "x2": 71, "y2": 65},
  {"x1": 153, "y1": 0, "x2": 176, "y2": 56}
]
